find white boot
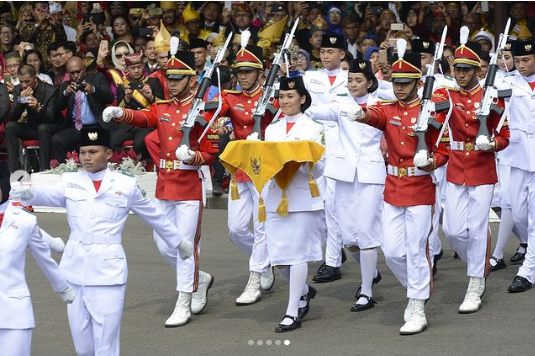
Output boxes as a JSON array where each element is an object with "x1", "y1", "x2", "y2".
[
  {"x1": 459, "y1": 277, "x2": 485, "y2": 314},
  {"x1": 260, "y1": 267, "x2": 275, "y2": 291},
  {"x1": 400, "y1": 299, "x2": 427, "y2": 335},
  {"x1": 236, "y1": 271, "x2": 262, "y2": 305},
  {"x1": 191, "y1": 271, "x2": 214, "y2": 315},
  {"x1": 403, "y1": 298, "x2": 415, "y2": 322},
  {"x1": 165, "y1": 292, "x2": 192, "y2": 327}
]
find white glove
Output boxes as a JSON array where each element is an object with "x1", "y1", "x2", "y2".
[
  {"x1": 178, "y1": 239, "x2": 193, "y2": 260},
  {"x1": 413, "y1": 149, "x2": 433, "y2": 169},
  {"x1": 175, "y1": 144, "x2": 195, "y2": 162},
  {"x1": 102, "y1": 106, "x2": 124, "y2": 123},
  {"x1": 58, "y1": 286, "x2": 75, "y2": 304},
  {"x1": 246, "y1": 132, "x2": 260, "y2": 141},
  {"x1": 9, "y1": 182, "x2": 36, "y2": 203},
  {"x1": 49, "y1": 237, "x2": 66, "y2": 254},
  {"x1": 346, "y1": 105, "x2": 365, "y2": 122},
  {"x1": 475, "y1": 135, "x2": 494, "y2": 151}
]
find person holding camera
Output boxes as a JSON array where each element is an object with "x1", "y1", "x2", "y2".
[
  {"x1": 51, "y1": 56, "x2": 114, "y2": 163},
  {"x1": 112, "y1": 52, "x2": 163, "y2": 159},
  {"x1": 5, "y1": 64, "x2": 59, "y2": 172}
]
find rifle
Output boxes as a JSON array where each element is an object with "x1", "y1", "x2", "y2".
[
  {"x1": 475, "y1": 18, "x2": 512, "y2": 140},
  {"x1": 413, "y1": 26, "x2": 450, "y2": 157},
  {"x1": 251, "y1": 18, "x2": 300, "y2": 140},
  {"x1": 179, "y1": 32, "x2": 233, "y2": 148}
]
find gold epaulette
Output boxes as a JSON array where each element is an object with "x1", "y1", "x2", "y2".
[
  {"x1": 379, "y1": 99, "x2": 396, "y2": 105},
  {"x1": 224, "y1": 89, "x2": 242, "y2": 95},
  {"x1": 155, "y1": 99, "x2": 173, "y2": 104},
  {"x1": 442, "y1": 86, "x2": 459, "y2": 92}
]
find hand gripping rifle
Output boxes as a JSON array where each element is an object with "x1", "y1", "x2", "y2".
[
  {"x1": 475, "y1": 18, "x2": 512, "y2": 140},
  {"x1": 179, "y1": 33, "x2": 233, "y2": 148},
  {"x1": 251, "y1": 18, "x2": 300, "y2": 140},
  {"x1": 413, "y1": 26, "x2": 450, "y2": 158}
]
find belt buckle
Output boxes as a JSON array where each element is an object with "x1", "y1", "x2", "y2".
[
  {"x1": 166, "y1": 160, "x2": 173, "y2": 169},
  {"x1": 398, "y1": 167, "x2": 407, "y2": 177},
  {"x1": 465, "y1": 142, "x2": 473, "y2": 151}
]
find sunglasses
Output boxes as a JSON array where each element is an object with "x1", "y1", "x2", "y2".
[{"x1": 115, "y1": 52, "x2": 129, "y2": 59}]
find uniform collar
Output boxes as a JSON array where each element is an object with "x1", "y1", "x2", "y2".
[
  {"x1": 172, "y1": 93, "x2": 194, "y2": 107},
  {"x1": 243, "y1": 84, "x2": 262, "y2": 97},
  {"x1": 459, "y1": 83, "x2": 481, "y2": 96},
  {"x1": 523, "y1": 72, "x2": 535, "y2": 83},
  {"x1": 398, "y1": 97, "x2": 420, "y2": 109},
  {"x1": 354, "y1": 94, "x2": 368, "y2": 105}
]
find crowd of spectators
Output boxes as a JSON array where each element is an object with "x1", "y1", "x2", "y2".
[{"x1": 0, "y1": 1, "x2": 532, "y2": 181}]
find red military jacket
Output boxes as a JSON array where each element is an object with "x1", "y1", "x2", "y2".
[
  {"x1": 205, "y1": 84, "x2": 278, "y2": 182},
  {"x1": 121, "y1": 94, "x2": 218, "y2": 201},
  {"x1": 363, "y1": 97, "x2": 448, "y2": 207},
  {"x1": 434, "y1": 85, "x2": 509, "y2": 186}
]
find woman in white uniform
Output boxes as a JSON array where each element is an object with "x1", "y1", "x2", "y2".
[
  {"x1": 306, "y1": 60, "x2": 385, "y2": 311},
  {"x1": 264, "y1": 76, "x2": 326, "y2": 333},
  {"x1": 0, "y1": 171, "x2": 74, "y2": 356}
]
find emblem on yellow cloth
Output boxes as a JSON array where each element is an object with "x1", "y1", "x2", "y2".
[
  {"x1": 88, "y1": 132, "x2": 98, "y2": 141},
  {"x1": 251, "y1": 157, "x2": 261, "y2": 175}
]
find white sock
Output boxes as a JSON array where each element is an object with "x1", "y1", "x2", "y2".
[
  {"x1": 281, "y1": 263, "x2": 308, "y2": 325},
  {"x1": 493, "y1": 209, "x2": 514, "y2": 260},
  {"x1": 517, "y1": 244, "x2": 527, "y2": 254},
  {"x1": 357, "y1": 249, "x2": 377, "y2": 305},
  {"x1": 278, "y1": 266, "x2": 290, "y2": 281},
  {"x1": 350, "y1": 250, "x2": 360, "y2": 263}
]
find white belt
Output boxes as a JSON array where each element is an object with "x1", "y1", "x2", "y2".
[
  {"x1": 159, "y1": 159, "x2": 200, "y2": 171},
  {"x1": 387, "y1": 165, "x2": 430, "y2": 178},
  {"x1": 70, "y1": 233, "x2": 122, "y2": 244},
  {"x1": 450, "y1": 140, "x2": 481, "y2": 151}
]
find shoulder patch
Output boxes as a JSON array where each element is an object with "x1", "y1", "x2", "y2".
[
  {"x1": 224, "y1": 89, "x2": 242, "y2": 95},
  {"x1": 378, "y1": 99, "x2": 396, "y2": 105},
  {"x1": 155, "y1": 99, "x2": 173, "y2": 104}
]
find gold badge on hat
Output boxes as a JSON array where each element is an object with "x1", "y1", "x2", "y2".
[
  {"x1": 88, "y1": 132, "x2": 98, "y2": 141},
  {"x1": 330, "y1": 37, "x2": 337, "y2": 44},
  {"x1": 505, "y1": 42, "x2": 511, "y2": 51},
  {"x1": 288, "y1": 81, "x2": 296, "y2": 89},
  {"x1": 525, "y1": 44, "x2": 532, "y2": 51},
  {"x1": 359, "y1": 62, "x2": 366, "y2": 69},
  {"x1": 423, "y1": 41, "x2": 430, "y2": 49},
  {"x1": 251, "y1": 157, "x2": 261, "y2": 175}
]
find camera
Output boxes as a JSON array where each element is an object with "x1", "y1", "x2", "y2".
[
  {"x1": 138, "y1": 28, "x2": 154, "y2": 37},
  {"x1": 75, "y1": 83, "x2": 86, "y2": 92},
  {"x1": 17, "y1": 96, "x2": 29, "y2": 104},
  {"x1": 129, "y1": 82, "x2": 143, "y2": 90}
]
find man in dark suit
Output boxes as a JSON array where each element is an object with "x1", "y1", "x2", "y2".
[
  {"x1": 5, "y1": 64, "x2": 59, "y2": 172},
  {"x1": 52, "y1": 56, "x2": 114, "y2": 162}
]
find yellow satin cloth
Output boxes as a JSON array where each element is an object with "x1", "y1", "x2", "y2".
[{"x1": 219, "y1": 140, "x2": 325, "y2": 221}]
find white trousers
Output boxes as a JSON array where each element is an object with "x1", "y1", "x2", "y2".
[
  {"x1": 443, "y1": 183, "x2": 493, "y2": 278},
  {"x1": 0, "y1": 329, "x2": 32, "y2": 356},
  {"x1": 325, "y1": 178, "x2": 343, "y2": 267},
  {"x1": 153, "y1": 199, "x2": 202, "y2": 292},
  {"x1": 510, "y1": 168, "x2": 535, "y2": 283},
  {"x1": 428, "y1": 183, "x2": 443, "y2": 259},
  {"x1": 335, "y1": 180, "x2": 383, "y2": 249},
  {"x1": 227, "y1": 180, "x2": 270, "y2": 273},
  {"x1": 382, "y1": 203, "x2": 433, "y2": 300},
  {"x1": 67, "y1": 284, "x2": 126, "y2": 356}
]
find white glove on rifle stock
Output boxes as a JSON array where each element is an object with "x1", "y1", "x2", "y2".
[
  {"x1": 413, "y1": 150, "x2": 434, "y2": 170},
  {"x1": 475, "y1": 135, "x2": 495, "y2": 151},
  {"x1": 175, "y1": 144, "x2": 195, "y2": 163},
  {"x1": 102, "y1": 106, "x2": 124, "y2": 122}
]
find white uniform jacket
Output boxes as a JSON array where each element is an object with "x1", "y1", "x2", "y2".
[
  {"x1": 264, "y1": 114, "x2": 326, "y2": 212},
  {"x1": 499, "y1": 74, "x2": 535, "y2": 172},
  {"x1": 307, "y1": 95, "x2": 386, "y2": 184},
  {"x1": 0, "y1": 202, "x2": 68, "y2": 329},
  {"x1": 26, "y1": 169, "x2": 182, "y2": 286}
]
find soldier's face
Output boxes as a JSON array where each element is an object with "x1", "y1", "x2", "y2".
[
  {"x1": 80, "y1": 146, "x2": 112, "y2": 173},
  {"x1": 453, "y1": 66, "x2": 480, "y2": 89},
  {"x1": 514, "y1": 54, "x2": 535, "y2": 77},
  {"x1": 127, "y1": 63, "x2": 144, "y2": 80},
  {"x1": 320, "y1": 48, "x2": 344, "y2": 71},
  {"x1": 167, "y1": 76, "x2": 196, "y2": 98},
  {"x1": 237, "y1": 69, "x2": 259, "y2": 91},
  {"x1": 279, "y1": 89, "x2": 306, "y2": 117},
  {"x1": 393, "y1": 80, "x2": 418, "y2": 102}
]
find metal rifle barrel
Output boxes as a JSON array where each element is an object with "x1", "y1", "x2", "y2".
[
  {"x1": 196, "y1": 76, "x2": 211, "y2": 100},
  {"x1": 484, "y1": 64, "x2": 498, "y2": 89},
  {"x1": 265, "y1": 63, "x2": 280, "y2": 88},
  {"x1": 422, "y1": 76, "x2": 435, "y2": 101}
]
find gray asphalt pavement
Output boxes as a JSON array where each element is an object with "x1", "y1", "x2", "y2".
[{"x1": 26, "y1": 210, "x2": 534, "y2": 356}]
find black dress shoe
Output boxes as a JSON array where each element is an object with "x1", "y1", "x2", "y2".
[
  {"x1": 433, "y1": 249, "x2": 444, "y2": 277},
  {"x1": 275, "y1": 315, "x2": 301, "y2": 333},
  {"x1": 490, "y1": 256, "x2": 506, "y2": 272},
  {"x1": 341, "y1": 248, "x2": 347, "y2": 264},
  {"x1": 453, "y1": 251, "x2": 460, "y2": 259},
  {"x1": 355, "y1": 270, "x2": 382, "y2": 298},
  {"x1": 312, "y1": 265, "x2": 341, "y2": 283},
  {"x1": 212, "y1": 184, "x2": 224, "y2": 197},
  {"x1": 508, "y1": 276, "x2": 532, "y2": 293},
  {"x1": 316, "y1": 262, "x2": 326, "y2": 274},
  {"x1": 297, "y1": 286, "x2": 317, "y2": 319},
  {"x1": 351, "y1": 294, "x2": 376, "y2": 312},
  {"x1": 510, "y1": 243, "x2": 528, "y2": 264}
]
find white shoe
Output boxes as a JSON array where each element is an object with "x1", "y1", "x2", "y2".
[
  {"x1": 165, "y1": 292, "x2": 192, "y2": 327},
  {"x1": 236, "y1": 271, "x2": 262, "y2": 305},
  {"x1": 400, "y1": 299, "x2": 427, "y2": 335},
  {"x1": 49, "y1": 237, "x2": 65, "y2": 254},
  {"x1": 403, "y1": 298, "x2": 415, "y2": 322},
  {"x1": 260, "y1": 267, "x2": 275, "y2": 291},
  {"x1": 191, "y1": 271, "x2": 214, "y2": 315},
  {"x1": 459, "y1": 277, "x2": 485, "y2": 314}
]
